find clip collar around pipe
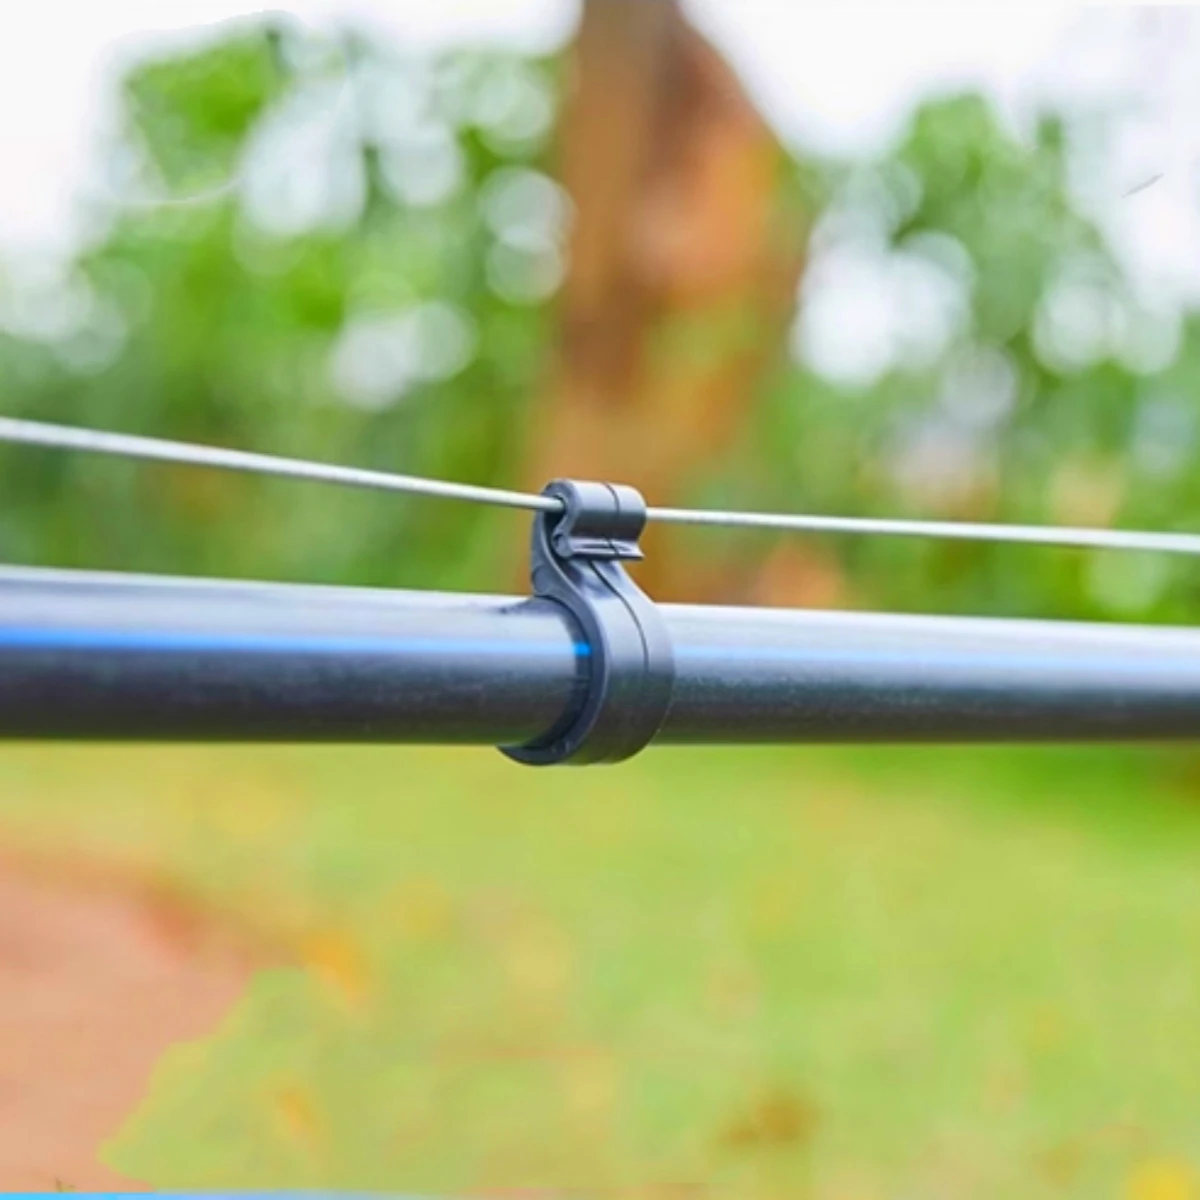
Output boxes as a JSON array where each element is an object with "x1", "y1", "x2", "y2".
[{"x1": 501, "y1": 480, "x2": 675, "y2": 766}]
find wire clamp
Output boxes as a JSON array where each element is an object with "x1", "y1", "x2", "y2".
[{"x1": 501, "y1": 480, "x2": 675, "y2": 766}]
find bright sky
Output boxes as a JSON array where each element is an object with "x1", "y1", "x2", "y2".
[{"x1": 2, "y1": 2, "x2": 1198, "y2": 307}]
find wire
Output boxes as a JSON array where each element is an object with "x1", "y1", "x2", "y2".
[
  {"x1": 3, "y1": 415, "x2": 1200, "y2": 558},
  {"x1": 647, "y1": 505, "x2": 1200, "y2": 558},
  {"x1": 0, "y1": 417, "x2": 559, "y2": 514}
]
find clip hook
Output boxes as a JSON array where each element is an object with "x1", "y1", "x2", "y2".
[{"x1": 501, "y1": 480, "x2": 675, "y2": 766}]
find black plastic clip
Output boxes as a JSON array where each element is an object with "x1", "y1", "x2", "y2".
[{"x1": 501, "y1": 480, "x2": 675, "y2": 766}]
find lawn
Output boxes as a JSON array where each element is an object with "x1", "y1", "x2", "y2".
[{"x1": 0, "y1": 742, "x2": 1197, "y2": 1198}]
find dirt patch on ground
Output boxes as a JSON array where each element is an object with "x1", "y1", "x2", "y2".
[{"x1": 0, "y1": 860, "x2": 257, "y2": 1190}]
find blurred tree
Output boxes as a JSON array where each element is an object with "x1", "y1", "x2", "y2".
[
  {"x1": 527, "y1": 0, "x2": 811, "y2": 598},
  {"x1": 724, "y1": 95, "x2": 1200, "y2": 625},
  {"x1": 0, "y1": 18, "x2": 561, "y2": 592},
  {"x1": 0, "y1": 16, "x2": 1197, "y2": 628}
]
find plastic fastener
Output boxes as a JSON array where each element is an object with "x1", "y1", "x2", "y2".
[{"x1": 501, "y1": 480, "x2": 674, "y2": 766}]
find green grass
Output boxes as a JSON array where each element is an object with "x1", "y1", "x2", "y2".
[{"x1": 1, "y1": 743, "x2": 1199, "y2": 1198}]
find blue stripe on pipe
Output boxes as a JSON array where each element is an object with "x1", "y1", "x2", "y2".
[{"x1": 0, "y1": 626, "x2": 591, "y2": 659}]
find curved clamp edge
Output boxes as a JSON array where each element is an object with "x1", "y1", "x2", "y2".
[{"x1": 501, "y1": 480, "x2": 675, "y2": 766}]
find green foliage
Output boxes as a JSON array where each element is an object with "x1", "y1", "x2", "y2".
[
  {"x1": 121, "y1": 22, "x2": 291, "y2": 197},
  {"x1": 732, "y1": 94, "x2": 1200, "y2": 623},
  {"x1": 0, "y1": 21, "x2": 561, "y2": 591},
  {"x1": 2, "y1": 23, "x2": 1198, "y2": 621}
]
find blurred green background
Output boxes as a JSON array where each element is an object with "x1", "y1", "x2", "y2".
[{"x1": 1, "y1": 4, "x2": 1200, "y2": 1197}]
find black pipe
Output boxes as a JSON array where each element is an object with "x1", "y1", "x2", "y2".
[
  {"x1": 662, "y1": 604, "x2": 1200, "y2": 742},
  {"x1": 0, "y1": 567, "x2": 583, "y2": 744},
  {"x1": 1, "y1": 565, "x2": 1199, "y2": 745}
]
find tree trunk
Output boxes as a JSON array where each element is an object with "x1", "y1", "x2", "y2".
[{"x1": 527, "y1": 0, "x2": 808, "y2": 601}]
